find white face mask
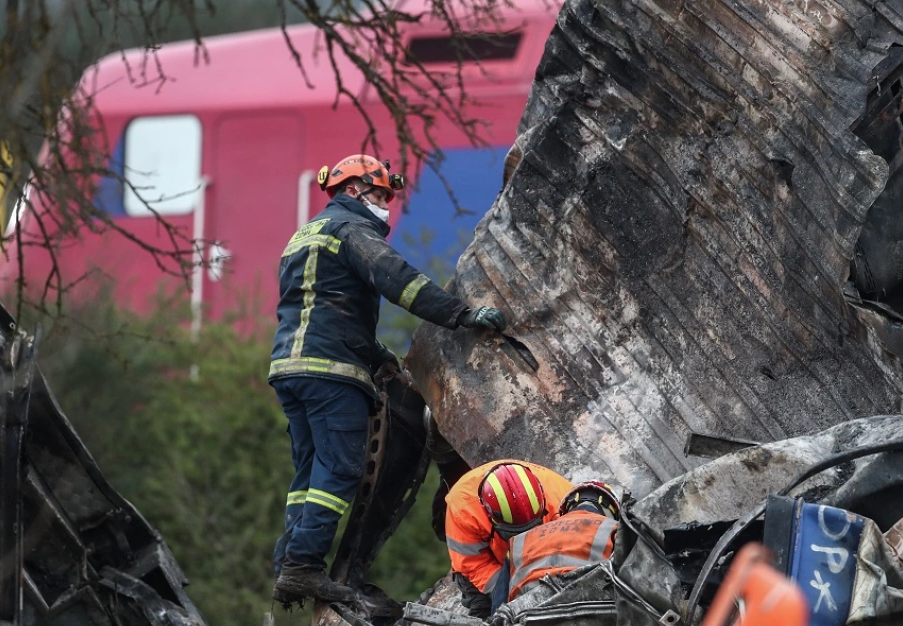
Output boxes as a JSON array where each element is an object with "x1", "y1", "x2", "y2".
[{"x1": 361, "y1": 197, "x2": 390, "y2": 223}]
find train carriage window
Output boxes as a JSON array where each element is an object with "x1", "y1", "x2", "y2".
[
  {"x1": 124, "y1": 114, "x2": 202, "y2": 217},
  {"x1": 406, "y1": 31, "x2": 523, "y2": 64}
]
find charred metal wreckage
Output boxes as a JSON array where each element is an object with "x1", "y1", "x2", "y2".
[
  {"x1": 397, "y1": 0, "x2": 903, "y2": 621},
  {"x1": 331, "y1": 0, "x2": 903, "y2": 614},
  {"x1": 7, "y1": 0, "x2": 903, "y2": 623},
  {"x1": 0, "y1": 302, "x2": 206, "y2": 626},
  {"x1": 407, "y1": 0, "x2": 903, "y2": 496}
]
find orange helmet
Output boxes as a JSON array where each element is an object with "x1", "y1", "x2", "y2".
[
  {"x1": 559, "y1": 480, "x2": 620, "y2": 519},
  {"x1": 478, "y1": 463, "x2": 546, "y2": 537},
  {"x1": 317, "y1": 154, "x2": 405, "y2": 202}
]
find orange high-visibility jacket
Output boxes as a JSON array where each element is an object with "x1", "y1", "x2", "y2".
[
  {"x1": 444, "y1": 460, "x2": 574, "y2": 595},
  {"x1": 507, "y1": 510, "x2": 618, "y2": 600}
]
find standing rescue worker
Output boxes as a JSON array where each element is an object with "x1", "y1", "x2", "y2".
[
  {"x1": 507, "y1": 481, "x2": 620, "y2": 601},
  {"x1": 444, "y1": 461, "x2": 573, "y2": 618},
  {"x1": 269, "y1": 154, "x2": 507, "y2": 605}
]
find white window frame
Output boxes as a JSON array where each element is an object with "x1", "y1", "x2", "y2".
[{"x1": 123, "y1": 114, "x2": 203, "y2": 217}]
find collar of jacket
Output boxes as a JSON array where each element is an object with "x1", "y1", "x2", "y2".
[{"x1": 330, "y1": 194, "x2": 392, "y2": 237}]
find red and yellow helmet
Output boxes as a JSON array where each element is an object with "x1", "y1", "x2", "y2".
[
  {"x1": 559, "y1": 480, "x2": 621, "y2": 519},
  {"x1": 317, "y1": 154, "x2": 405, "y2": 202},
  {"x1": 478, "y1": 463, "x2": 546, "y2": 536}
]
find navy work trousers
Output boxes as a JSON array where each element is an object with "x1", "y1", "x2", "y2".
[
  {"x1": 271, "y1": 377, "x2": 370, "y2": 572},
  {"x1": 491, "y1": 558, "x2": 511, "y2": 611}
]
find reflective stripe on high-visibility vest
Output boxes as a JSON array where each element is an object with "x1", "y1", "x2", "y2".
[
  {"x1": 281, "y1": 219, "x2": 332, "y2": 256},
  {"x1": 446, "y1": 537, "x2": 490, "y2": 557},
  {"x1": 268, "y1": 357, "x2": 375, "y2": 392},
  {"x1": 306, "y1": 488, "x2": 350, "y2": 515},
  {"x1": 483, "y1": 564, "x2": 502, "y2": 595},
  {"x1": 279, "y1": 218, "x2": 343, "y2": 362},
  {"x1": 508, "y1": 512, "x2": 617, "y2": 600},
  {"x1": 290, "y1": 245, "x2": 319, "y2": 358},
  {"x1": 399, "y1": 274, "x2": 429, "y2": 310},
  {"x1": 287, "y1": 236, "x2": 339, "y2": 359},
  {"x1": 283, "y1": 233, "x2": 342, "y2": 257},
  {"x1": 286, "y1": 490, "x2": 308, "y2": 506}
]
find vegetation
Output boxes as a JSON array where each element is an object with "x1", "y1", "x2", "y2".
[
  {"x1": 38, "y1": 299, "x2": 451, "y2": 626},
  {"x1": 2, "y1": 0, "x2": 485, "y2": 613},
  {"x1": 0, "y1": 0, "x2": 497, "y2": 623}
]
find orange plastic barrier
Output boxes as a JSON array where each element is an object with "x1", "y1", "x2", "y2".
[{"x1": 700, "y1": 543, "x2": 809, "y2": 626}]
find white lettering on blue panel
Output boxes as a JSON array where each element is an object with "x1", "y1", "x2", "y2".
[{"x1": 789, "y1": 502, "x2": 865, "y2": 626}]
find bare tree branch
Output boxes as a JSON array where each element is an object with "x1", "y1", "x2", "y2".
[{"x1": 1, "y1": 0, "x2": 517, "y2": 321}]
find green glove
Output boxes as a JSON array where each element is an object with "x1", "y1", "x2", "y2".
[{"x1": 458, "y1": 306, "x2": 507, "y2": 331}]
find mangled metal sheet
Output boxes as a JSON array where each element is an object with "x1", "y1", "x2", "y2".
[
  {"x1": 0, "y1": 302, "x2": 206, "y2": 626},
  {"x1": 407, "y1": 0, "x2": 903, "y2": 497},
  {"x1": 618, "y1": 414, "x2": 903, "y2": 624},
  {"x1": 402, "y1": 416, "x2": 903, "y2": 625},
  {"x1": 629, "y1": 415, "x2": 903, "y2": 539}
]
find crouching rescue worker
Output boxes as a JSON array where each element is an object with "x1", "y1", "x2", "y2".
[
  {"x1": 269, "y1": 154, "x2": 507, "y2": 605},
  {"x1": 507, "y1": 480, "x2": 620, "y2": 601},
  {"x1": 444, "y1": 461, "x2": 573, "y2": 618}
]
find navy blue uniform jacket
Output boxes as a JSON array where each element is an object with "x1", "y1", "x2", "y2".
[{"x1": 269, "y1": 194, "x2": 468, "y2": 400}]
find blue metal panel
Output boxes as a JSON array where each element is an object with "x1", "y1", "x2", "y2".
[
  {"x1": 93, "y1": 134, "x2": 127, "y2": 217},
  {"x1": 390, "y1": 146, "x2": 508, "y2": 277},
  {"x1": 788, "y1": 502, "x2": 865, "y2": 626}
]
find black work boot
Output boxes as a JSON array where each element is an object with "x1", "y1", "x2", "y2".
[{"x1": 272, "y1": 563, "x2": 357, "y2": 604}]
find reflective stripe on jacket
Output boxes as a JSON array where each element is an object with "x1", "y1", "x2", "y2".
[
  {"x1": 508, "y1": 510, "x2": 617, "y2": 600},
  {"x1": 444, "y1": 460, "x2": 574, "y2": 594},
  {"x1": 269, "y1": 194, "x2": 468, "y2": 397}
]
